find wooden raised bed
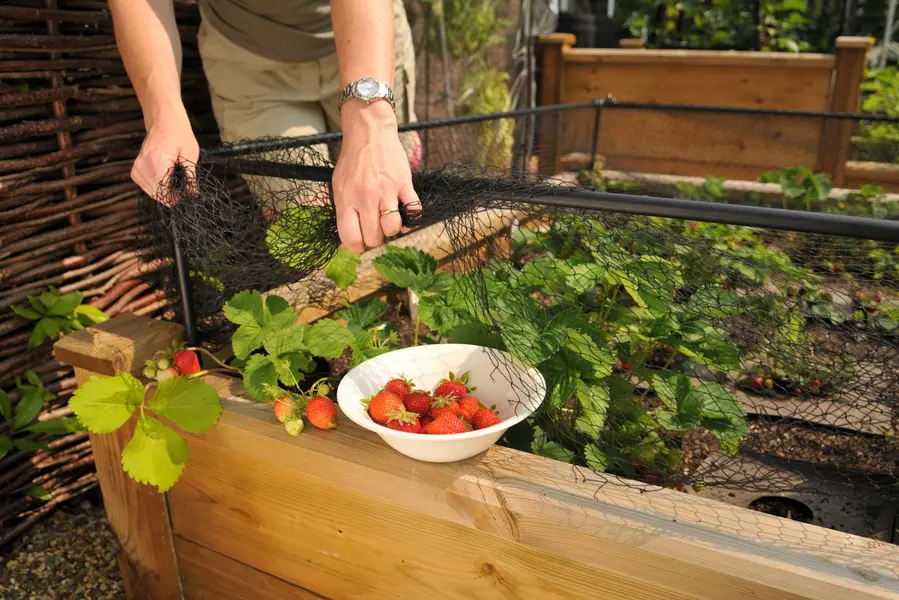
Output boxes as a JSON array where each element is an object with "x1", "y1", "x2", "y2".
[
  {"x1": 535, "y1": 34, "x2": 874, "y2": 187},
  {"x1": 53, "y1": 312, "x2": 899, "y2": 600}
]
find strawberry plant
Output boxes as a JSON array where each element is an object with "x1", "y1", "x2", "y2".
[
  {"x1": 68, "y1": 369, "x2": 222, "y2": 493},
  {"x1": 11, "y1": 287, "x2": 108, "y2": 349}
]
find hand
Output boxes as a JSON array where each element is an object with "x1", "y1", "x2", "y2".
[
  {"x1": 331, "y1": 101, "x2": 421, "y2": 254},
  {"x1": 131, "y1": 109, "x2": 199, "y2": 205}
]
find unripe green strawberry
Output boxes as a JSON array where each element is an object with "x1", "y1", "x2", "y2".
[
  {"x1": 284, "y1": 418, "x2": 304, "y2": 436},
  {"x1": 156, "y1": 357, "x2": 171, "y2": 371},
  {"x1": 143, "y1": 366, "x2": 157, "y2": 380}
]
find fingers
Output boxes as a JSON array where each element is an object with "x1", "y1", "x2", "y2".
[
  {"x1": 379, "y1": 197, "x2": 403, "y2": 238},
  {"x1": 336, "y1": 207, "x2": 366, "y2": 254},
  {"x1": 398, "y1": 179, "x2": 422, "y2": 233},
  {"x1": 360, "y1": 200, "x2": 385, "y2": 248}
]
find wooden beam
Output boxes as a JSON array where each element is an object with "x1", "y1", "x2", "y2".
[
  {"x1": 535, "y1": 33, "x2": 575, "y2": 176},
  {"x1": 562, "y1": 48, "x2": 835, "y2": 69},
  {"x1": 817, "y1": 36, "x2": 875, "y2": 185},
  {"x1": 168, "y1": 389, "x2": 899, "y2": 600},
  {"x1": 54, "y1": 315, "x2": 185, "y2": 600}
]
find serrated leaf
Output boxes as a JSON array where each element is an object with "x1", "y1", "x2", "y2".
[
  {"x1": 565, "y1": 330, "x2": 614, "y2": 379},
  {"x1": 0, "y1": 436, "x2": 12, "y2": 460},
  {"x1": 48, "y1": 291, "x2": 84, "y2": 316},
  {"x1": 372, "y1": 245, "x2": 445, "y2": 293},
  {"x1": 13, "y1": 388, "x2": 45, "y2": 430},
  {"x1": 651, "y1": 372, "x2": 692, "y2": 410},
  {"x1": 13, "y1": 438, "x2": 50, "y2": 453},
  {"x1": 694, "y1": 383, "x2": 746, "y2": 422},
  {"x1": 0, "y1": 389, "x2": 11, "y2": 422},
  {"x1": 223, "y1": 290, "x2": 265, "y2": 327},
  {"x1": 273, "y1": 351, "x2": 315, "y2": 387},
  {"x1": 242, "y1": 354, "x2": 279, "y2": 402},
  {"x1": 121, "y1": 415, "x2": 189, "y2": 493},
  {"x1": 147, "y1": 377, "x2": 222, "y2": 434},
  {"x1": 265, "y1": 295, "x2": 295, "y2": 330},
  {"x1": 325, "y1": 249, "x2": 361, "y2": 289},
  {"x1": 585, "y1": 444, "x2": 608, "y2": 471},
  {"x1": 262, "y1": 325, "x2": 309, "y2": 357},
  {"x1": 21, "y1": 417, "x2": 80, "y2": 435},
  {"x1": 305, "y1": 319, "x2": 354, "y2": 358},
  {"x1": 575, "y1": 379, "x2": 609, "y2": 435},
  {"x1": 231, "y1": 325, "x2": 267, "y2": 361},
  {"x1": 73, "y1": 304, "x2": 109, "y2": 326},
  {"x1": 10, "y1": 305, "x2": 41, "y2": 320},
  {"x1": 22, "y1": 484, "x2": 51, "y2": 501},
  {"x1": 704, "y1": 417, "x2": 749, "y2": 456},
  {"x1": 68, "y1": 372, "x2": 143, "y2": 433},
  {"x1": 335, "y1": 299, "x2": 388, "y2": 333}
]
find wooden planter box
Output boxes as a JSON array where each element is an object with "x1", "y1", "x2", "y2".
[
  {"x1": 535, "y1": 34, "x2": 874, "y2": 188},
  {"x1": 54, "y1": 313, "x2": 899, "y2": 600}
]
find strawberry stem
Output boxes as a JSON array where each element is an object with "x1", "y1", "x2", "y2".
[{"x1": 189, "y1": 347, "x2": 240, "y2": 373}]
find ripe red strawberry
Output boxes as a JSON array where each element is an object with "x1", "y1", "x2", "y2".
[
  {"x1": 429, "y1": 395, "x2": 461, "y2": 419},
  {"x1": 458, "y1": 396, "x2": 481, "y2": 421},
  {"x1": 385, "y1": 408, "x2": 421, "y2": 434},
  {"x1": 306, "y1": 396, "x2": 338, "y2": 430},
  {"x1": 472, "y1": 407, "x2": 502, "y2": 430},
  {"x1": 419, "y1": 416, "x2": 433, "y2": 431},
  {"x1": 273, "y1": 396, "x2": 296, "y2": 423},
  {"x1": 403, "y1": 390, "x2": 433, "y2": 416},
  {"x1": 173, "y1": 349, "x2": 200, "y2": 375},
  {"x1": 367, "y1": 391, "x2": 404, "y2": 425},
  {"x1": 433, "y1": 371, "x2": 473, "y2": 398},
  {"x1": 384, "y1": 376, "x2": 414, "y2": 397},
  {"x1": 425, "y1": 412, "x2": 466, "y2": 435}
]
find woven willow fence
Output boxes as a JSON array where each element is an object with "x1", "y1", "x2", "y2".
[{"x1": 0, "y1": 0, "x2": 220, "y2": 546}]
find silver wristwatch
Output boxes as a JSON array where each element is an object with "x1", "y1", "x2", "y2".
[{"x1": 337, "y1": 77, "x2": 395, "y2": 113}]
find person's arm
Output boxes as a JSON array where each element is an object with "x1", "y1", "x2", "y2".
[
  {"x1": 109, "y1": 0, "x2": 198, "y2": 202},
  {"x1": 330, "y1": 0, "x2": 421, "y2": 253}
]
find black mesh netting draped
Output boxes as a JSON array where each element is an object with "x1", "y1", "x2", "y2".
[{"x1": 138, "y1": 125, "x2": 899, "y2": 526}]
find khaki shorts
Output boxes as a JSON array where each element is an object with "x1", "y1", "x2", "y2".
[{"x1": 196, "y1": 5, "x2": 419, "y2": 207}]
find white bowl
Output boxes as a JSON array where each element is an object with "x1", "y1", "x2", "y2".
[{"x1": 336, "y1": 344, "x2": 546, "y2": 463}]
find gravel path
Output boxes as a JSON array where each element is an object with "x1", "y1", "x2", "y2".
[{"x1": 0, "y1": 492, "x2": 124, "y2": 600}]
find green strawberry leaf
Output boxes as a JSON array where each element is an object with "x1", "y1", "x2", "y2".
[
  {"x1": 651, "y1": 372, "x2": 692, "y2": 410},
  {"x1": 273, "y1": 351, "x2": 315, "y2": 387},
  {"x1": 0, "y1": 389, "x2": 11, "y2": 422},
  {"x1": 585, "y1": 444, "x2": 608, "y2": 471},
  {"x1": 13, "y1": 387, "x2": 46, "y2": 430},
  {"x1": 704, "y1": 416, "x2": 749, "y2": 456},
  {"x1": 48, "y1": 291, "x2": 84, "y2": 316},
  {"x1": 305, "y1": 319, "x2": 354, "y2": 358},
  {"x1": 575, "y1": 379, "x2": 609, "y2": 435},
  {"x1": 565, "y1": 330, "x2": 614, "y2": 379},
  {"x1": 12, "y1": 438, "x2": 50, "y2": 453},
  {"x1": 265, "y1": 295, "x2": 296, "y2": 331},
  {"x1": 73, "y1": 304, "x2": 109, "y2": 326},
  {"x1": 21, "y1": 417, "x2": 81, "y2": 435},
  {"x1": 262, "y1": 325, "x2": 310, "y2": 357},
  {"x1": 22, "y1": 484, "x2": 52, "y2": 501},
  {"x1": 231, "y1": 325, "x2": 268, "y2": 361},
  {"x1": 335, "y1": 299, "x2": 388, "y2": 333},
  {"x1": 224, "y1": 291, "x2": 296, "y2": 359},
  {"x1": 694, "y1": 382, "x2": 746, "y2": 421},
  {"x1": 372, "y1": 245, "x2": 448, "y2": 293},
  {"x1": 121, "y1": 414, "x2": 189, "y2": 493},
  {"x1": 223, "y1": 290, "x2": 266, "y2": 327},
  {"x1": 242, "y1": 354, "x2": 279, "y2": 402},
  {"x1": 147, "y1": 377, "x2": 222, "y2": 434},
  {"x1": 10, "y1": 304, "x2": 41, "y2": 321},
  {"x1": 325, "y1": 248, "x2": 361, "y2": 289},
  {"x1": 40, "y1": 317, "x2": 61, "y2": 341},
  {"x1": 68, "y1": 372, "x2": 143, "y2": 433},
  {"x1": 0, "y1": 435, "x2": 12, "y2": 460}
]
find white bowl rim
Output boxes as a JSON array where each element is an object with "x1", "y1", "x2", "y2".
[{"x1": 336, "y1": 343, "x2": 545, "y2": 442}]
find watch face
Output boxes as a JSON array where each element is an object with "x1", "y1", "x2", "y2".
[{"x1": 355, "y1": 78, "x2": 381, "y2": 99}]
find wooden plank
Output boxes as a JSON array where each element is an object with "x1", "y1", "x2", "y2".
[
  {"x1": 168, "y1": 396, "x2": 899, "y2": 600},
  {"x1": 53, "y1": 312, "x2": 185, "y2": 377},
  {"x1": 536, "y1": 34, "x2": 574, "y2": 176},
  {"x1": 817, "y1": 37, "x2": 875, "y2": 185},
  {"x1": 562, "y1": 48, "x2": 835, "y2": 69},
  {"x1": 55, "y1": 315, "x2": 186, "y2": 600},
  {"x1": 845, "y1": 161, "x2": 899, "y2": 193},
  {"x1": 175, "y1": 536, "x2": 324, "y2": 600}
]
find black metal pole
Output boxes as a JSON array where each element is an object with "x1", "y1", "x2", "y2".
[
  {"x1": 171, "y1": 219, "x2": 198, "y2": 347},
  {"x1": 589, "y1": 100, "x2": 602, "y2": 172}
]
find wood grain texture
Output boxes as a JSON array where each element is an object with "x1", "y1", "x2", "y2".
[
  {"x1": 845, "y1": 161, "x2": 899, "y2": 193},
  {"x1": 62, "y1": 316, "x2": 186, "y2": 600},
  {"x1": 175, "y1": 536, "x2": 324, "y2": 600},
  {"x1": 818, "y1": 37, "x2": 875, "y2": 184},
  {"x1": 167, "y1": 399, "x2": 899, "y2": 600},
  {"x1": 54, "y1": 312, "x2": 185, "y2": 376}
]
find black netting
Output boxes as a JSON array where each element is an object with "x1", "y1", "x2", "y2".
[{"x1": 138, "y1": 105, "x2": 899, "y2": 539}]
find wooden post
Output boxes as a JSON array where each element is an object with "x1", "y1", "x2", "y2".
[
  {"x1": 536, "y1": 33, "x2": 575, "y2": 176},
  {"x1": 53, "y1": 314, "x2": 186, "y2": 600},
  {"x1": 817, "y1": 36, "x2": 874, "y2": 186}
]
